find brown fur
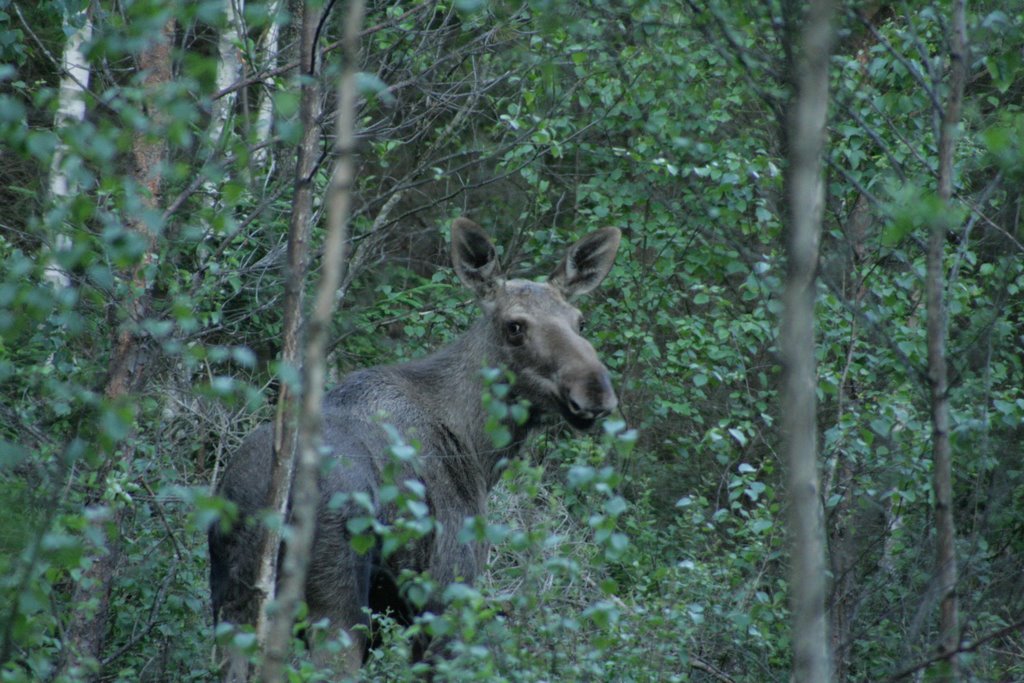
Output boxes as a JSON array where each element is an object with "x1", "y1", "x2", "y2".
[{"x1": 208, "y1": 218, "x2": 621, "y2": 671}]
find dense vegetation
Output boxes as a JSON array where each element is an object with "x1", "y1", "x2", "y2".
[{"x1": 1, "y1": 0, "x2": 1022, "y2": 680}]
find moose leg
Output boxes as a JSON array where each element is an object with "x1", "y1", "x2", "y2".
[
  {"x1": 307, "y1": 631, "x2": 364, "y2": 678},
  {"x1": 304, "y1": 538, "x2": 373, "y2": 676},
  {"x1": 415, "y1": 535, "x2": 487, "y2": 665},
  {"x1": 208, "y1": 519, "x2": 265, "y2": 682}
]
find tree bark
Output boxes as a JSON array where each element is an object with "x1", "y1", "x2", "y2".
[
  {"x1": 253, "y1": 0, "x2": 281, "y2": 169},
  {"x1": 43, "y1": 5, "x2": 92, "y2": 291},
  {"x1": 242, "y1": 0, "x2": 324, "y2": 678},
  {"x1": 259, "y1": 2, "x2": 366, "y2": 677},
  {"x1": 211, "y1": 0, "x2": 244, "y2": 149},
  {"x1": 782, "y1": 1, "x2": 836, "y2": 682},
  {"x1": 57, "y1": 15, "x2": 174, "y2": 681},
  {"x1": 927, "y1": 1, "x2": 967, "y2": 680}
]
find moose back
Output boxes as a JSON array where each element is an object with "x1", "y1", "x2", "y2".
[{"x1": 209, "y1": 217, "x2": 621, "y2": 672}]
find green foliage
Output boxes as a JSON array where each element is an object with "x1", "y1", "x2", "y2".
[{"x1": 2, "y1": 0, "x2": 1024, "y2": 681}]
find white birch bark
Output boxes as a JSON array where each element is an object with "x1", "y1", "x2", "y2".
[
  {"x1": 211, "y1": 0, "x2": 244, "y2": 150},
  {"x1": 44, "y1": 8, "x2": 93, "y2": 290},
  {"x1": 253, "y1": 0, "x2": 281, "y2": 169},
  {"x1": 203, "y1": 0, "x2": 244, "y2": 224}
]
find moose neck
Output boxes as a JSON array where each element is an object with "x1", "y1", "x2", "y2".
[{"x1": 400, "y1": 316, "x2": 534, "y2": 490}]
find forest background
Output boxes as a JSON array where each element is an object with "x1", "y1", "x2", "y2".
[{"x1": 1, "y1": 0, "x2": 1023, "y2": 681}]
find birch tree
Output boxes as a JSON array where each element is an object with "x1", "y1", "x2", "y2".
[
  {"x1": 211, "y1": 0, "x2": 244, "y2": 151},
  {"x1": 253, "y1": 0, "x2": 281, "y2": 169},
  {"x1": 43, "y1": 2, "x2": 92, "y2": 291},
  {"x1": 56, "y1": 13, "x2": 176, "y2": 678}
]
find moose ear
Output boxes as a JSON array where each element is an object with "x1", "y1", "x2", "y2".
[
  {"x1": 549, "y1": 227, "x2": 621, "y2": 299},
  {"x1": 451, "y1": 217, "x2": 502, "y2": 298}
]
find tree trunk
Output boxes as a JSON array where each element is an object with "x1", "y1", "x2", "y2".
[
  {"x1": 57, "y1": 16, "x2": 174, "y2": 680},
  {"x1": 241, "y1": 0, "x2": 324, "y2": 679},
  {"x1": 43, "y1": 6, "x2": 92, "y2": 291},
  {"x1": 253, "y1": 0, "x2": 281, "y2": 169},
  {"x1": 259, "y1": 2, "x2": 366, "y2": 677},
  {"x1": 927, "y1": 1, "x2": 967, "y2": 680},
  {"x1": 211, "y1": 0, "x2": 244, "y2": 150},
  {"x1": 782, "y1": 1, "x2": 836, "y2": 682}
]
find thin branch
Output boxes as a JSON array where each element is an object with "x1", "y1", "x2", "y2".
[
  {"x1": 830, "y1": 94, "x2": 907, "y2": 182},
  {"x1": 885, "y1": 618, "x2": 1024, "y2": 682},
  {"x1": 683, "y1": 0, "x2": 785, "y2": 117},
  {"x1": 211, "y1": 2, "x2": 432, "y2": 102},
  {"x1": 246, "y1": 1, "x2": 326, "y2": 676},
  {"x1": 948, "y1": 171, "x2": 1002, "y2": 291},
  {"x1": 691, "y1": 656, "x2": 739, "y2": 683},
  {"x1": 259, "y1": 0, "x2": 366, "y2": 677},
  {"x1": 99, "y1": 556, "x2": 180, "y2": 668},
  {"x1": 141, "y1": 481, "x2": 187, "y2": 561},
  {"x1": 850, "y1": 7, "x2": 944, "y2": 115}
]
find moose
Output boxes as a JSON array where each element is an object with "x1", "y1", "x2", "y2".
[{"x1": 209, "y1": 217, "x2": 621, "y2": 674}]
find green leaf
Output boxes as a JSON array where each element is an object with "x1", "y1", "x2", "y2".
[
  {"x1": 568, "y1": 465, "x2": 595, "y2": 488},
  {"x1": 356, "y1": 72, "x2": 395, "y2": 106},
  {"x1": 349, "y1": 533, "x2": 375, "y2": 555}
]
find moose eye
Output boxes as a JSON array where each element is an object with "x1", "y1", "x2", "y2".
[{"x1": 505, "y1": 320, "x2": 527, "y2": 343}]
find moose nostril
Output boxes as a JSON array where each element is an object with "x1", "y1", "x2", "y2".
[
  {"x1": 564, "y1": 371, "x2": 617, "y2": 419},
  {"x1": 567, "y1": 395, "x2": 584, "y2": 415}
]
